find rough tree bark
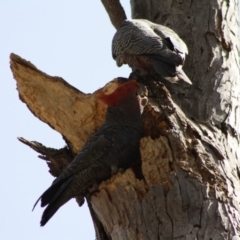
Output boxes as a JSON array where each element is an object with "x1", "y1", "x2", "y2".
[{"x1": 11, "y1": 0, "x2": 240, "y2": 239}]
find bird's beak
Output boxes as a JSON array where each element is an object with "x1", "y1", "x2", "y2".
[{"x1": 137, "y1": 83, "x2": 148, "y2": 114}]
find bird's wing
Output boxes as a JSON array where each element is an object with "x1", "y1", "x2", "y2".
[
  {"x1": 54, "y1": 126, "x2": 115, "y2": 183},
  {"x1": 112, "y1": 20, "x2": 163, "y2": 57},
  {"x1": 54, "y1": 124, "x2": 137, "y2": 183},
  {"x1": 112, "y1": 19, "x2": 188, "y2": 67},
  {"x1": 130, "y1": 26, "x2": 184, "y2": 65},
  {"x1": 152, "y1": 23, "x2": 188, "y2": 57}
]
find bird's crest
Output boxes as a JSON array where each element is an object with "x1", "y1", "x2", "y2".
[{"x1": 98, "y1": 80, "x2": 140, "y2": 107}]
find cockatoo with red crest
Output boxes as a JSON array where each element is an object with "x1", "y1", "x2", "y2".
[{"x1": 33, "y1": 80, "x2": 148, "y2": 226}]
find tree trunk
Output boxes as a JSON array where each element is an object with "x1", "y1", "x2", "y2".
[{"x1": 11, "y1": 0, "x2": 240, "y2": 239}]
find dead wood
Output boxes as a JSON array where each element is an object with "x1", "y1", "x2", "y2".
[{"x1": 11, "y1": 49, "x2": 240, "y2": 239}]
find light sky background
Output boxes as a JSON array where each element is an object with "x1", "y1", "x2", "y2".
[{"x1": 1, "y1": 1, "x2": 131, "y2": 240}]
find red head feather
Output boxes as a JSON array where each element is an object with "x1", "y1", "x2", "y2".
[{"x1": 98, "y1": 80, "x2": 140, "y2": 107}]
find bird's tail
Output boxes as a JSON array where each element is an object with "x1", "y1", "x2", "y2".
[
  {"x1": 148, "y1": 57, "x2": 192, "y2": 85},
  {"x1": 175, "y1": 67, "x2": 192, "y2": 85},
  {"x1": 33, "y1": 177, "x2": 75, "y2": 226},
  {"x1": 41, "y1": 177, "x2": 74, "y2": 226}
]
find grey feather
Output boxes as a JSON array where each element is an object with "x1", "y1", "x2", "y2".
[{"x1": 112, "y1": 19, "x2": 191, "y2": 85}]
